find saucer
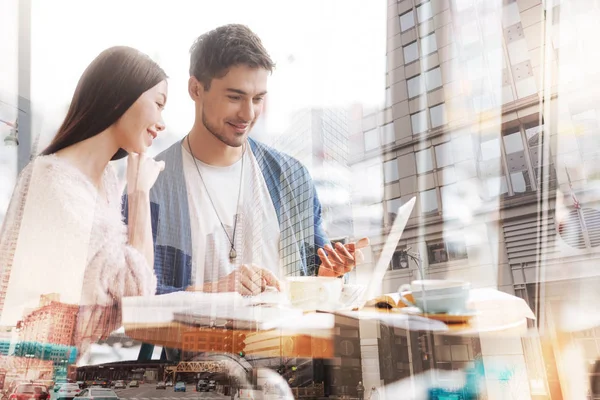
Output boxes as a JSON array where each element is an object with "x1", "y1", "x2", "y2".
[{"x1": 400, "y1": 307, "x2": 478, "y2": 324}]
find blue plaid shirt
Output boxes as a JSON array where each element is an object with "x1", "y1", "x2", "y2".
[{"x1": 123, "y1": 138, "x2": 329, "y2": 295}]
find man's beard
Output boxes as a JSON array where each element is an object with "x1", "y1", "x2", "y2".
[{"x1": 202, "y1": 109, "x2": 248, "y2": 148}]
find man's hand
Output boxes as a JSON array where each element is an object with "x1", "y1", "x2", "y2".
[
  {"x1": 187, "y1": 264, "x2": 282, "y2": 296},
  {"x1": 317, "y1": 237, "x2": 370, "y2": 277}
]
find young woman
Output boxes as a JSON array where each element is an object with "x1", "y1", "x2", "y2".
[{"x1": 0, "y1": 46, "x2": 167, "y2": 359}]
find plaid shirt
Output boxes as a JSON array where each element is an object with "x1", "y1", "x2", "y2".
[{"x1": 123, "y1": 138, "x2": 329, "y2": 295}]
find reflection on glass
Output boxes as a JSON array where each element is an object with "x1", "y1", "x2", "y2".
[
  {"x1": 404, "y1": 42, "x2": 419, "y2": 64},
  {"x1": 425, "y1": 67, "x2": 443, "y2": 91},
  {"x1": 435, "y1": 142, "x2": 454, "y2": 169},
  {"x1": 480, "y1": 137, "x2": 501, "y2": 161},
  {"x1": 411, "y1": 110, "x2": 428, "y2": 134},
  {"x1": 381, "y1": 123, "x2": 395, "y2": 145},
  {"x1": 510, "y1": 171, "x2": 532, "y2": 193},
  {"x1": 441, "y1": 184, "x2": 458, "y2": 216},
  {"x1": 387, "y1": 197, "x2": 403, "y2": 221},
  {"x1": 430, "y1": 104, "x2": 446, "y2": 128},
  {"x1": 364, "y1": 128, "x2": 379, "y2": 152},
  {"x1": 486, "y1": 175, "x2": 509, "y2": 197},
  {"x1": 427, "y1": 238, "x2": 468, "y2": 264},
  {"x1": 416, "y1": 148, "x2": 434, "y2": 174},
  {"x1": 417, "y1": 1, "x2": 433, "y2": 23},
  {"x1": 503, "y1": 131, "x2": 524, "y2": 154},
  {"x1": 407, "y1": 75, "x2": 425, "y2": 98},
  {"x1": 421, "y1": 33, "x2": 438, "y2": 56},
  {"x1": 420, "y1": 188, "x2": 439, "y2": 214},
  {"x1": 383, "y1": 159, "x2": 399, "y2": 183},
  {"x1": 400, "y1": 10, "x2": 415, "y2": 32}
]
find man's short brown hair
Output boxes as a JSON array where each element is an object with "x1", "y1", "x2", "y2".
[{"x1": 189, "y1": 24, "x2": 275, "y2": 90}]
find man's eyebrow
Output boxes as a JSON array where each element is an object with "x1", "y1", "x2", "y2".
[{"x1": 226, "y1": 88, "x2": 268, "y2": 96}]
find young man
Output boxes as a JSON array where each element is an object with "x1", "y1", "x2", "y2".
[{"x1": 124, "y1": 24, "x2": 367, "y2": 300}]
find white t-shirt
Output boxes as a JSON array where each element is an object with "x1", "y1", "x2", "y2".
[{"x1": 182, "y1": 143, "x2": 281, "y2": 285}]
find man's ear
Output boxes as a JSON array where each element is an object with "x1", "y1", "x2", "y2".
[{"x1": 188, "y1": 76, "x2": 204, "y2": 101}]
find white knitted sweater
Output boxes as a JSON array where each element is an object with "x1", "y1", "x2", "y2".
[{"x1": 0, "y1": 155, "x2": 157, "y2": 356}]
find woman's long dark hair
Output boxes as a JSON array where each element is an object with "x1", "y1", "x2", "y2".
[{"x1": 41, "y1": 46, "x2": 167, "y2": 160}]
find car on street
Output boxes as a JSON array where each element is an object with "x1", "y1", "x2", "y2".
[
  {"x1": 208, "y1": 380, "x2": 216, "y2": 391},
  {"x1": 128, "y1": 381, "x2": 139, "y2": 388},
  {"x1": 9, "y1": 384, "x2": 49, "y2": 400},
  {"x1": 56, "y1": 383, "x2": 81, "y2": 400},
  {"x1": 196, "y1": 380, "x2": 208, "y2": 392},
  {"x1": 165, "y1": 381, "x2": 173, "y2": 387},
  {"x1": 112, "y1": 381, "x2": 126, "y2": 390},
  {"x1": 75, "y1": 388, "x2": 118, "y2": 400},
  {"x1": 155, "y1": 382, "x2": 166, "y2": 390},
  {"x1": 90, "y1": 380, "x2": 109, "y2": 388},
  {"x1": 174, "y1": 382, "x2": 186, "y2": 392}
]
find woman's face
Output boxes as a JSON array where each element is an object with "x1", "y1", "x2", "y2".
[{"x1": 113, "y1": 80, "x2": 168, "y2": 154}]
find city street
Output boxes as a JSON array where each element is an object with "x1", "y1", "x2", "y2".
[{"x1": 51, "y1": 384, "x2": 228, "y2": 400}]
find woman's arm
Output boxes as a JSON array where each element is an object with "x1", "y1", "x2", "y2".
[
  {"x1": 127, "y1": 189, "x2": 154, "y2": 271},
  {"x1": 125, "y1": 152, "x2": 165, "y2": 273}
]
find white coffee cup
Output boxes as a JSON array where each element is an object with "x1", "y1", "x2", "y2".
[
  {"x1": 399, "y1": 279, "x2": 470, "y2": 314},
  {"x1": 285, "y1": 276, "x2": 343, "y2": 310}
]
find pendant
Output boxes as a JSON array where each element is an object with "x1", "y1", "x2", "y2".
[{"x1": 229, "y1": 248, "x2": 237, "y2": 261}]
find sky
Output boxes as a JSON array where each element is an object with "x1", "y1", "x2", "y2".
[
  {"x1": 0, "y1": 0, "x2": 387, "y2": 224},
  {"x1": 1, "y1": 0, "x2": 387, "y2": 151}
]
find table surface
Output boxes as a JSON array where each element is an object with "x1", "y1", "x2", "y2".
[{"x1": 124, "y1": 297, "x2": 533, "y2": 358}]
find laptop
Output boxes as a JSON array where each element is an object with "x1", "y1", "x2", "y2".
[
  {"x1": 357, "y1": 196, "x2": 416, "y2": 307},
  {"x1": 172, "y1": 196, "x2": 416, "y2": 328}
]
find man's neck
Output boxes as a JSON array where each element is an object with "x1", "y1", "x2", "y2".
[{"x1": 186, "y1": 127, "x2": 244, "y2": 167}]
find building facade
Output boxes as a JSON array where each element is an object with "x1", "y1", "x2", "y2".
[
  {"x1": 348, "y1": 0, "x2": 600, "y2": 398},
  {"x1": 20, "y1": 294, "x2": 78, "y2": 347}
]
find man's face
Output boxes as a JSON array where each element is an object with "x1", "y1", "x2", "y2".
[{"x1": 197, "y1": 65, "x2": 268, "y2": 148}]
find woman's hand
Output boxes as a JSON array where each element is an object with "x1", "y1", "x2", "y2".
[{"x1": 126, "y1": 152, "x2": 165, "y2": 194}]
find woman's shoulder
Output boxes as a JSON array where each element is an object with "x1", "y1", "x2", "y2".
[{"x1": 27, "y1": 155, "x2": 98, "y2": 200}]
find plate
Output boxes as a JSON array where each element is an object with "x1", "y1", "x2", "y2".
[{"x1": 400, "y1": 307, "x2": 478, "y2": 324}]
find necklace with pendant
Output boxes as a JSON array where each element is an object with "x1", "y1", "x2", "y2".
[{"x1": 186, "y1": 135, "x2": 244, "y2": 262}]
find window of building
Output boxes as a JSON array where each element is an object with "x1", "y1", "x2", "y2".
[
  {"x1": 440, "y1": 184, "x2": 459, "y2": 216},
  {"x1": 408, "y1": 75, "x2": 426, "y2": 98},
  {"x1": 524, "y1": 123, "x2": 556, "y2": 187},
  {"x1": 387, "y1": 197, "x2": 404, "y2": 222},
  {"x1": 430, "y1": 103, "x2": 446, "y2": 128},
  {"x1": 421, "y1": 33, "x2": 438, "y2": 56},
  {"x1": 411, "y1": 110, "x2": 428, "y2": 134},
  {"x1": 400, "y1": 10, "x2": 415, "y2": 32},
  {"x1": 404, "y1": 42, "x2": 419, "y2": 64},
  {"x1": 427, "y1": 238, "x2": 468, "y2": 264},
  {"x1": 435, "y1": 142, "x2": 454, "y2": 169},
  {"x1": 364, "y1": 128, "x2": 380, "y2": 152},
  {"x1": 478, "y1": 136, "x2": 508, "y2": 198},
  {"x1": 416, "y1": 148, "x2": 434, "y2": 174},
  {"x1": 384, "y1": 159, "x2": 399, "y2": 183},
  {"x1": 417, "y1": 1, "x2": 433, "y2": 23},
  {"x1": 420, "y1": 188, "x2": 439, "y2": 214},
  {"x1": 389, "y1": 248, "x2": 411, "y2": 270},
  {"x1": 425, "y1": 67, "x2": 442, "y2": 91},
  {"x1": 381, "y1": 123, "x2": 395, "y2": 145},
  {"x1": 503, "y1": 130, "x2": 533, "y2": 194}
]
